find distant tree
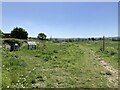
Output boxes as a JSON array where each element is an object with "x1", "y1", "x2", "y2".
[
  {"x1": 52, "y1": 38, "x2": 60, "y2": 43},
  {"x1": 37, "y1": 33, "x2": 47, "y2": 40},
  {"x1": 68, "y1": 39, "x2": 73, "y2": 42},
  {"x1": 88, "y1": 38, "x2": 91, "y2": 40},
  {"x1": 0, "y1": 30, "x2": 2, "y2": 33},
  {"x1": 0, "y1": 29, "x2": 4, "y2": 38},
  {"x1": 50, "y1": 35, "x2": 52, "y2": 41},
  {"x1": 98, "y1": 37, "x2": 102, "y2": 40},
  {"x1": 11, "y1": 27, "x2": 28, "y2": 39},
  {"x1": 77, "y1": 38, "x2": 81, "y2": 42},
  {"x1": 112, "y1": 37, "x2": 118, "y2": 41},
  {"x1": 91, "y1": 37, "x2": 95, "y2": 41}
]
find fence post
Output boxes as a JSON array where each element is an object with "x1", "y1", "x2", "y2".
[{"x1": 103, "y1": 36, "x2": 105, "y2": 51}]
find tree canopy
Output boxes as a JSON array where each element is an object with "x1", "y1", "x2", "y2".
[
  {"x1": 11, "y1": 27, "x2": 28, "y2": 39},
  {"x1": 37, "y1": 33, "x2": 47, "y2": 40}
]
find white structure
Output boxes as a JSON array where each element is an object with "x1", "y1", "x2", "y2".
[{"x1": 27, "y1": 41, "x2": 36, "y2": 49}]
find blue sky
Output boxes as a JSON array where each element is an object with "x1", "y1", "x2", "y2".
[{"x1": 2, "y1": 2, "x2": 118, "y2": 38}]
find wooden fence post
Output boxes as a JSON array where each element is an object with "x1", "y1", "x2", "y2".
[{"x1": 103, "y1": 36, "x2": 105, "y2": 51}]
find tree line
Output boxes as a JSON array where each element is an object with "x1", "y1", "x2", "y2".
[{"x1": 1, "y1": 27, "x2": 119, "y2": 41}]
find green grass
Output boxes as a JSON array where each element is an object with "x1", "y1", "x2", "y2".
[
  {"x1": 82, "y1": 40, "x2": 118, "y2": 69},
  {"x1": 2, "y1": 40, "x2": 118, "y2": 88}
]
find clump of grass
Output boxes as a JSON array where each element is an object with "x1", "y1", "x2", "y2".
[
  {"x1": 99, "y1": 71, "x2": 106, "y2": 75},
  {"x1": 37, "y1": 75, "x2": 43, "y2": 79},
  {"x1": 19, "y1": 61, "x2": 27, "y2": 67},
  {"x1": 109, "y1": 51, "x2": 116, "y2": 56},
  {"x1": 31, "y1": 79, "x2": 36, "y2": 84},
  {"x1": 10, "y1": 71, "x2": 19, "y2": 84},
  {"x1": 54, "y1": 56, "x2": 57, "y2": 58},
  {"x1": 53, "y1": 50, "x2": 58, "y2": 53},
  {"x1": 42, "y1": 55, "x2": 52, "y2": 62},
  {"x1": 35, "y1": 55, "x2": 41, "y2": 57},
  {"x1": 36, "y1": 75, "x2": 45, "y2": 82},
  {"x1": 106, "y1": 71, "x2": 112, "y2": 75},
  {"x1": 42, "y1": 51, "x2": 47, "y2": 54}
]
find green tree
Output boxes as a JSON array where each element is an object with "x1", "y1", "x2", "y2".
[
  {"x1": 37, "y1": 33, "x2": 47, "y2": 40},
  {"x1": 11, "y1": 27, "x2": 28, "y2": 39},
  {"x1": 0, "y1": 29, "x2": 4, "y2": 38}
]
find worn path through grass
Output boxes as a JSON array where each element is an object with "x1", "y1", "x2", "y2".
[{"x1": 79, "y1": 43, "x2": 118, "y2": 88}]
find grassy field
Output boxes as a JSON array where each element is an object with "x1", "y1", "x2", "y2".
[{"x1": 1, "y1": 39, "x2": 118, "y2": 88}]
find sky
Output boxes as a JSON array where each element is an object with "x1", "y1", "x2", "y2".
[{"x1": 2, "y1": 2, "x2": 118, "y2": 38}]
